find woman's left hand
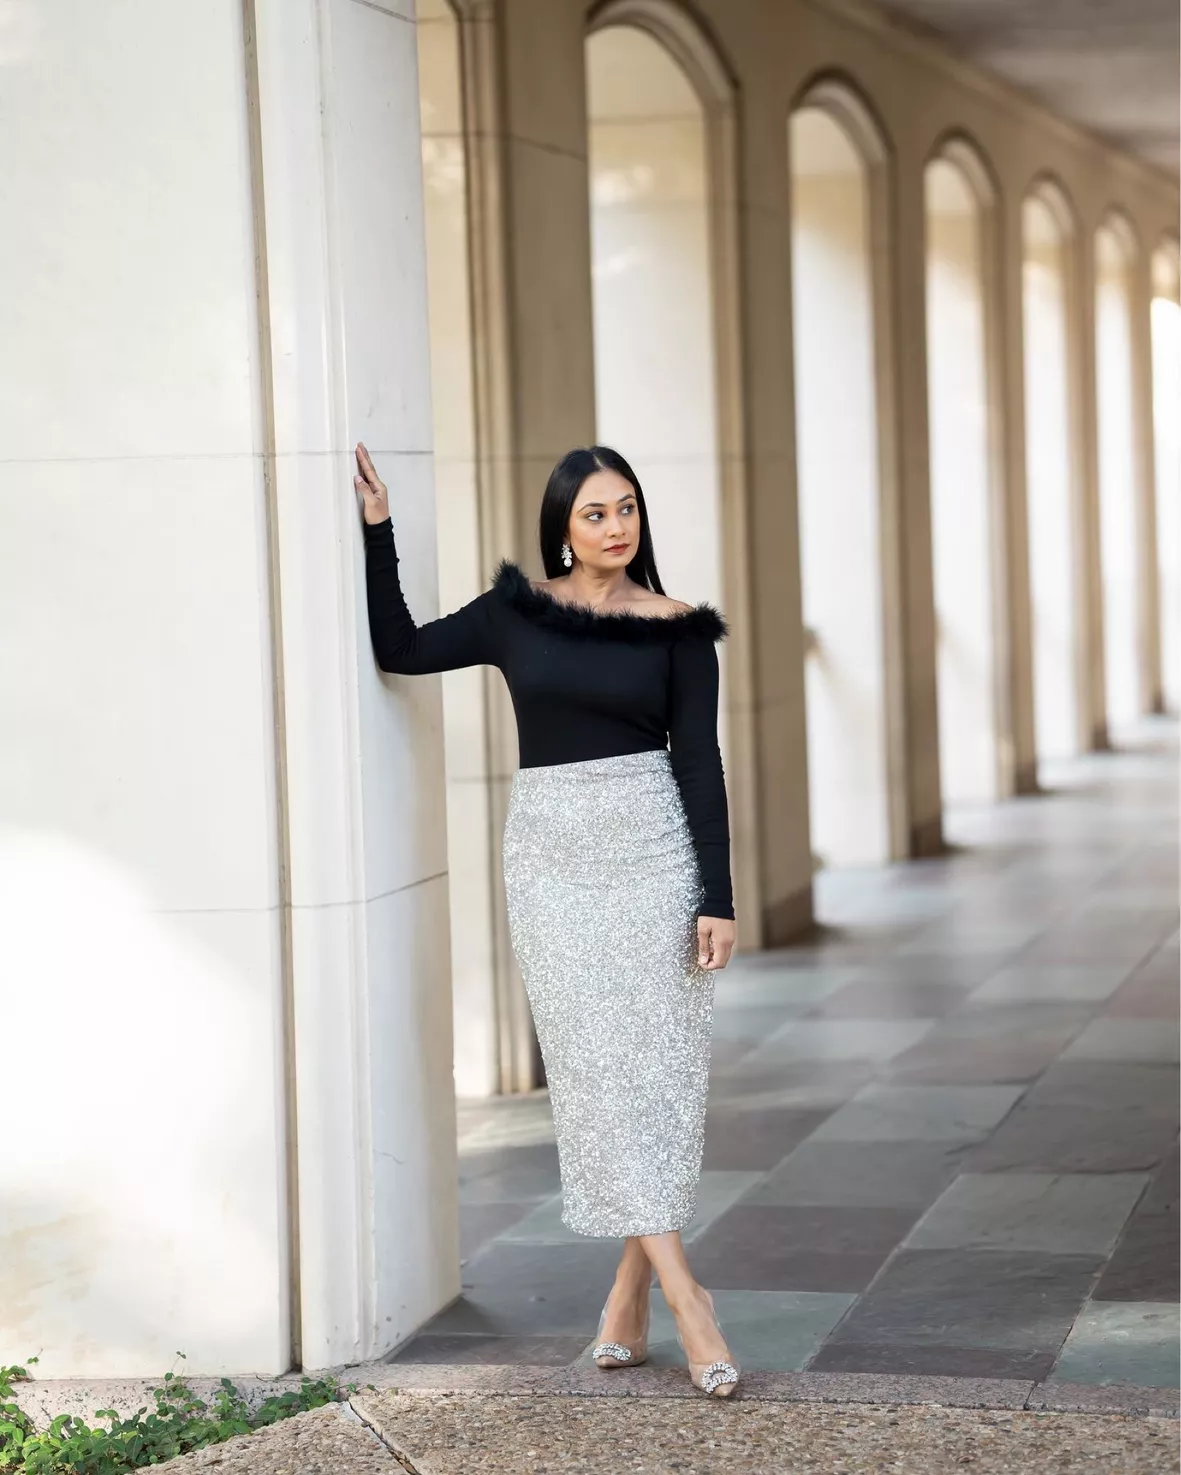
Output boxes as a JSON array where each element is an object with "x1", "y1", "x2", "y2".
[{"x1": 697, "y1": 916, "x2": 735, "y2": 970}]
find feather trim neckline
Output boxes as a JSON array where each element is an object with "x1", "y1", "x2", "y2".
[{"x1": 491, "y1": 559, "x2": 728, "y2": 644}]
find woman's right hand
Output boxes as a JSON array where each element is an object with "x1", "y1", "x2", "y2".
[{"x1": 354, "y1": 443, "x2": 391, "y2": 525}]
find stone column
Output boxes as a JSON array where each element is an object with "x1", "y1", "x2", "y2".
[
  {"x1": 1075, "y1": 228, "x2": 1110, "y2": 749},
  {"x1": 0, "y1": 0, "x2": 459, "y2": 1376},
  {"x1": 250, "y1": 0, "x2": 459, "y2": 1368},
  {"x1": 1130, "y1": 244, "x2": 1164, "y2": 714},
  {"x1": 997, "y1": 198, "x2": 1039, "y2": 793},
  {"x1": 889, "y1": 157, "x2": 945, "y2": 854}
]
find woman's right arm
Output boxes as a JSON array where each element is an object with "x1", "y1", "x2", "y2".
[{"x1": 357, "y1": 445, "x2": 498, "y2": 675}]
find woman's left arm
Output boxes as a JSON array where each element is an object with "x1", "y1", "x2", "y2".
[{"x1": 668, "y1": 634, "x2": 736, "y2": 970}]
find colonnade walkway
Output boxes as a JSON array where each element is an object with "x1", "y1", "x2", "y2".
[{"x1": 392, "y1": 724, "x2": 1179, "y2": 1403}]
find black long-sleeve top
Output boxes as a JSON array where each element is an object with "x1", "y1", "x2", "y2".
[{"x1": 363, "y1": 517, "x2": 734, "y2": 919}]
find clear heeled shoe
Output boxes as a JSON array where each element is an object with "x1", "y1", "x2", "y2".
[
  {"x1": 591, "y1": 1293, "x2": 651, "y2": 1369},
  {"x1": 676, "y1": 1289, "x2": 741, "y2": 1397}
]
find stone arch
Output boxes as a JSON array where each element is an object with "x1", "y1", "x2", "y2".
[
  {"x1": 584, "y1": 0, "x2": 762, "y2": 939},
  {"x1": 787, "y1": 71, "x2": 910, "y2": 867}
]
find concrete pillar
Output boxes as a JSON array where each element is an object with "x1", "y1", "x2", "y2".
[
  {"x1": 739, "y1": 80, "x2": 816, "y2": 941},
  {"x1": 892, "y1": 158, "x2": 945, "y2": 853},
  {"x1": 1075, "y1": 228, "x2": 1110, "y2": 749},
  {"x1": 1, "y1": 0, "x2": 459, "y2": 1376},
  {"x1": 998, "y1": 195, "x2": 1039, "y2": 793},
  {"x1": 418, "y1": 0, "x2": 504, "y2": 1099},
  {"x1": 1130, "y1": 243, "x2": 1164, "y2": 714}
]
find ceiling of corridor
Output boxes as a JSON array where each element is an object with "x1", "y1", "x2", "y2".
[{"x1": 875, "y1": 0, "x2": 1180, "y2": 174}]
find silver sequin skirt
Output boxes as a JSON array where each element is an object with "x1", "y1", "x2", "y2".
[{"x1": 502, "y1": 748, "x2": 714, "y2": 1238}]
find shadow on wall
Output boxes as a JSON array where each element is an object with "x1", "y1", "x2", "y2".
[{"x1": 0, "y1": 828, "x2": 287, "y2": 1377}]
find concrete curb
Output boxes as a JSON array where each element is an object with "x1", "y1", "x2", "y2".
[{"x1": 14, "y1": 1362, "x2": 1177, "y2": 1429}]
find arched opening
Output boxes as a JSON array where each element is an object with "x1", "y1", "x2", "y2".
[
  {"x1": 924, "y1": 142, "x2": 1003, "y2": 804},
  {"x1": 1022, "y1": 181, "x2": 1084, "y2": 764},
  {"x1": 1151, "y1": 239, "x2": 1181, "y2": 714},
  {"x1": 417, "y1": 0, "x2": 501, "y2": 1097},
  {"x1": 584, "y1": 8, "x2": 762, "y2": 939},
  {"x1": 1094, "y1": 214, "x2": 1143, "y2": 735},
  {"x1": 585, "y1": 23, "x2": 722, "y2": 613},
  {"x1": 789, "y1": 85, "x2": 898, "y2": 867}
]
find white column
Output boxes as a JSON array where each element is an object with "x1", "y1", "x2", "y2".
[
  {"x1": 0, "y1": 0, "x2": 289, "y2": 1377},
  {"x1": 251, "y1": 0, "x2": 459, "y2": 1369},
  {"x1": 418, "y1": 0, "x2": 503, "y2": 1100},
  {"x1": 0, "y1": 0, "x2": 458, "y2": 1377}
]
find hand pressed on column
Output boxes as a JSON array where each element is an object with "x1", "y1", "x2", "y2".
[{"x1": 354, "y1": 442, "x2": 391, "y2": 525}]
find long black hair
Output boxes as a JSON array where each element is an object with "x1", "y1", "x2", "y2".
[{"x1": 537, "y1": 446, "x2": 666, "y2": 593}]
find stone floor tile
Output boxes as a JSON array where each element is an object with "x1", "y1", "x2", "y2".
[
  {"x1": 857, "y1": 953, "x2": 1022, "y2": 987},
  {"x1": 1104, "y1": 970, "x2": 1181, "y2": 1018},
  {"x1": 808, "y1": 1341, "x2": 1056, "y2": 1381},
  {"x1": 1049, "y1": 1302, "x2": 1181, "y2": 1388},
  {"x1": 747, "y1": 1139, "x2": 972, "y2": 1208},
  {"x1": 1019, "y1": 932, "x2": 1166, "y2": 966},
  {"x1": 742, "y1": 1018, "x2": 938, "y2": 1065},
  {"x1": 904, "y1": 1172, "x2": 1149, "y2": 1255},
  {"x1": 882, "y1": 1035, "x2": 1074, "y2": 1086},
  {"x1": 389, "y1": 1333, "x2": 590, "y2": 1366},
  {"x1": 936, "y1": 1000, "x2": 1094, "y2": 1036},
  {"x1": 895, "y1": 924, "x2": 1043, "y2": 955},
  {"x1": 688, "y1": 1204, "x2": 919, "y2": 1292},
  {"x1": 460, "y1": 1202, "x2": 536, "y2": 1262},
  {"x1": 827, "y1": 1248, "x2": 1103, "y2": 1351},
  {"x1": 692, "y1": 1249, "x2": 897, "y2": 1294},
  {"x1": 708, "y1": 1061, "x2": 876, "y2": 1109},
  {"x1": 1024, "y1": 1059, "x2": 1180, "y2": 1115},
  {"x1": 702, "y1": 1105, "x2": 832, "y2": 1170},
  {"x1": 807, "y1": 980, "x2": 967, "y2": 1018},
  {"x1": 968, "y1": 964, "x2": 1133, "y2": 1004},
  {"x1": 457, "y1": 1142, "x2": 559, "y2": 1205},
  {"x1": 1062, "y1": 1018, "x2": 1181, "y2": 1063},
  {"x1": 426, "y1": 1240, "x2": 628, "y2": 1337},
  {"x1": 810, "y1": 1083, "x2": 1024, "y2": 1143},
  {"x1": 710, "y1": 1004, "x2": 811, "y2": 1043},
  {"x1": 1094, "y1": 1205, "x2": 1181, "y2": 1303},
  {"x1": 456, "y1": 1097, "x2": 558, "y2": 1153},
  {"x1": 964, "y1": 1104, "x2": 1178, "y2": 1173}
]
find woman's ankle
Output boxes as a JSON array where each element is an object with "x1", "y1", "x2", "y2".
[
  {"x1": 662, "y1": 1280, "x2": 710, "y2": 1316},
  {"x1": 610, "y1": 1273, "x2": 651, "y2": 1303}
]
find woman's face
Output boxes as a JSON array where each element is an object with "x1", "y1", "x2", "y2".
[{"x1": 566, "y1": 469, "x2": 639, "y2": 573}]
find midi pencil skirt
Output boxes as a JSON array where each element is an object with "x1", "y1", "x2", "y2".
[{"x1": 502, "y1": 748, "x2": 714, "y2": 1238}]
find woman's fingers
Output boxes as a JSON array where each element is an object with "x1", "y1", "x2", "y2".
[
  {"x1": 355, "y1": 442, "x2": 385, "y2": 494},
  {"x1": 354, "y1": 443, "x2": 390, "y2": 523},
  {"x1": 697, "y1": 918, "x2": 712, "y2": 969},
  {"x1": 697, "y1": 917, "x2": 735, "y2": 971}
]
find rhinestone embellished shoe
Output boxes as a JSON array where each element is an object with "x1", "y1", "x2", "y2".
[
  {"x1": 592, "y1": 1293, "x2": 650, "y2": 1370},
  {"x1": 676, "y1": 1289, "x2": 740, "y2": 1398}
]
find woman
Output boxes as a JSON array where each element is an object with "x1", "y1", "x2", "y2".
[{"x1": 356, "y1": 441, "x2": 740, "y2": 1398}]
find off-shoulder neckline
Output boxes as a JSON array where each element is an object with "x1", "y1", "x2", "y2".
[{"x1": 490, "y1": 560, "x2": 728, "y2": 645}]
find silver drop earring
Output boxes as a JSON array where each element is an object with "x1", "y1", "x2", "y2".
[{"x1": 561, "y1": 542, "x2": 573, "y2": 568}]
